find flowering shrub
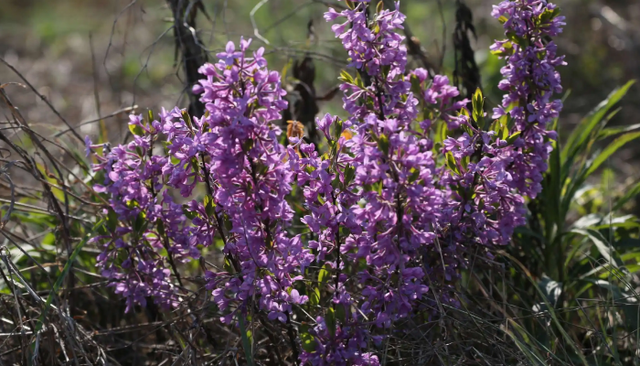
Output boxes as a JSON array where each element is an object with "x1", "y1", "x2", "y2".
[{"x1": 86, "y1": 0, "x2": 565, "y2": 364}]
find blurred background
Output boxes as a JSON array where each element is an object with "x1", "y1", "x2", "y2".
[{"x1": 1, "y1": 0, "x2": 639, "y2": 173}]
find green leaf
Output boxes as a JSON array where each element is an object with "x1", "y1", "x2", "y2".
[
  {"x1": 223, "y1": 257, "x2": 234, "y2": 272},
  {"x1": 572, "y1": 228, "x2": 624, "y2": 269},
  {"x1": 305, "y1": 165, "x2": 316, "y2": 174},
  {"x1": 613, "y1": 181, "x2": 640, "y2": 212},
  {"x1": 317, "y1": 194, "x2": 326, "y2": 205},
  {"x1": 597, "y1": 120, "x2": 640, "y2": 140},
  {"x1": 376, "y1": 0, "x2": 383, "y2": 13},
  {"x1": 613, "y1": 238, "x2": 640, "y2": 251},
  {"x1": 410, "y1": 74, "x2": 422, "y2": 95},
  {"x1": 42, "y1": 233, "x2": 56, "y2": 246},
  {"x1": 498, "y1": 118, "x2": 509, "y2": 140},
  {"x1": 343, "y1": 165, "x2": 356, "y2": 187},
  {"x1": 280, "y1": 58, "x2": 293, "y2": 80},
  {"x1": 36, "y1": 163, "x2": 65, "y2": 202},
  {"x1": 333, "y1": 119, "x2": 344, "y2": 141},
  {"x1": 157, "y1": 220, "x2": 166, "y2": 238},
  {"x1": 538, "y1": 7, "x2": 561, "y2": 25},
  {"x1": 446, "y1": 153, "x2": 459, "y2": 175},
  {"x1": 570, "y1": 213, "x2": 602, "y2": 230},
  {"x1": 239, "y1": 315, "x2": 255, "y2": 366},
  {"x1": 543, "y1": 122, "x2": 561, "y2": 235},
  {"x1": 339, "y1": 70, "x2": 355, "y2": 84},
  {"x1": 585, "y1": 131, "x2": 640, "y2": 177},
  {"x1": 563, "y1": 80, "x2": 635, "y2": 162},
  {"x1": 331, "y1": 175, "x2": 342, "y2": 190},
  {"x1": 472, "y1": 88, "x2": 485, "y2": 128},
  {"x1": 129, "y1": 123, "x2": 144, "y2": 136},
  {"x1": 376, "y1": 134, "x2": 390, "y2": 156},
  {"x1": 335, "y1": 304, "x2": 346, "y2": 323},
  {"x1": 326, "y1": 308, "x2": 336, "y2": 338},
  {"x1": 490, "y1": 40, "x2": 514, "y2": 57},
  {"x1": 147, "y1": 109, "x2": 154, "y2": 126},
  {"x1": 373, "y1": 181, "x2": 383, "y2": 195},
  {"x1": 408, "y1": 167, "x2": 420, "y2": 183},
  {"x1": 506, "y1": 31, "x2": 526, "y2": 46},
  {"x1": 380, "y1": 64, "x2": 390, "y2": 78},
  {"x1": 107, "y1": 208, "x2": 118, "y2": 232},
  {"x1": 318, "y1": 265, "x2": 329, "y2": 285},
  {"x1": 204, "y1": 195, "x2": 216, "y2": 217},
  {"x1": 506, "y1": 131, "x2": 521, "y2": 145},
  {"x1": 436, "y1": 119, "x2": 450, "y2": 145},
  {"x1": 181, "y1": 110, "x2": 193, "y2": 130},
  {"x1": 300, "y1": 324, "x2": 318, "y2": 352},
  {"x1": 309, "y1": 287, "x2": 321, "y2": 306},
  {"x1": 537, "y1": 276, "x2": 562, "y2": 307},
  {"x1": 133, "y1": 211, "x2": 148, "y2": 235},
  {"x1": 183, "y1": 205, "x2": 198, "y2": 220}
]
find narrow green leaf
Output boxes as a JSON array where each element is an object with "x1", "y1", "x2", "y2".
[
  {"x1": 472, "y1": 88, "x2": 485, "y2": 128},
  {"x1": 572, "y1": 228, "x2": 624, "y2": 269},
  {"x1": 147, "y1": 109, "x2": 154, "y2": 126},
  {"x1": 585, "y1": 131, "x2": 640, "y2": 177},
  {"x1": 436, "y1": 119, "x2": 450, "y2": 145},
  {"x1": 563, "y1": 80, "x2": 635, "y2": 161},
  {"x1": 339, "y1": 70, "x2": 355, "y2": 84},
  {"x1": 326, "y1": 308, "x2": 336, "y2": 338},
  {"x1": 309, "y1": 287, "x2": 321, "y2": 306},
  {"x1": 181, "y1": 110, "x2": 193, "y2": 130},
  {"x1": 239, "y1": 315, "x2": 255, "y2": 366},
  {"x1": 376, "y1": 0, "x2": 383, "y2": 13},
  {"x1": 598, "y1": 120, "x2": 640, "y2": 140},
  {"x1": 613, "y1": 181, "x2": 640, "y2": 212},
  {"x1": 107, "y1": 209, "x2": 118, "y2": 232},
  {"x1": 333, "y1": 119, "x2": 344, "y2": 141}
]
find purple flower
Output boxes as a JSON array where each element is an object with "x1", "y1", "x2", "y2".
[
  {"x1": 84, "y1": 136, "x2": 93, "y2": 157},
  {"x1": 88, "y1": 1, "x2": 566, "y2": 364}
]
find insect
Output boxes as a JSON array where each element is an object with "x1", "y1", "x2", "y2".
[{"x1": 287, "y1": 120, "x2": 305, "y2": 141}]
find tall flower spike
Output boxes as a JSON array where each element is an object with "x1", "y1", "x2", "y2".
[
  {"x1": 491, "y1": 0, "x2": 566, "y2": 197},
  {"x1": 193, "y1": 38, "x2": 314, "y2": 324},
  {"x1": 305, "y1": 1, "x2": 469, "y2": 364}
]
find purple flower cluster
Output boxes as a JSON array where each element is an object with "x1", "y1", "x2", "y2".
[
  {"x1": 304, "y1": 0, "x2": 564, "y2": 363},
  {"x1": 86, "y1": 0, "x2": 565, "y2": 364},
  {"x1": 490, "y1": 0, "x2": 566, "y2": 197},
  {"x1": 193, "y1": 39, "x2": 315, "y2": 324},
  {"x1": 87, "y1": 113, "x2": 201, "y2": 312},
  {"x1": 297, "y1": 1, "x2": 472, "y2": 363},
  {"x1": 88, "y1": 39, "x2": 314, "y2": 323}
]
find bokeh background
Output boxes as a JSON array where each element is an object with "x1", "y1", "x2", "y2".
[{"x1": 1, "y1": 0, "x2": 639, "y2": 174}]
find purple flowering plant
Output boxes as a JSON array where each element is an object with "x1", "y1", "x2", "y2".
[{"x1": 85, "y1": 0, "x2": 566, "y2": 364}]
